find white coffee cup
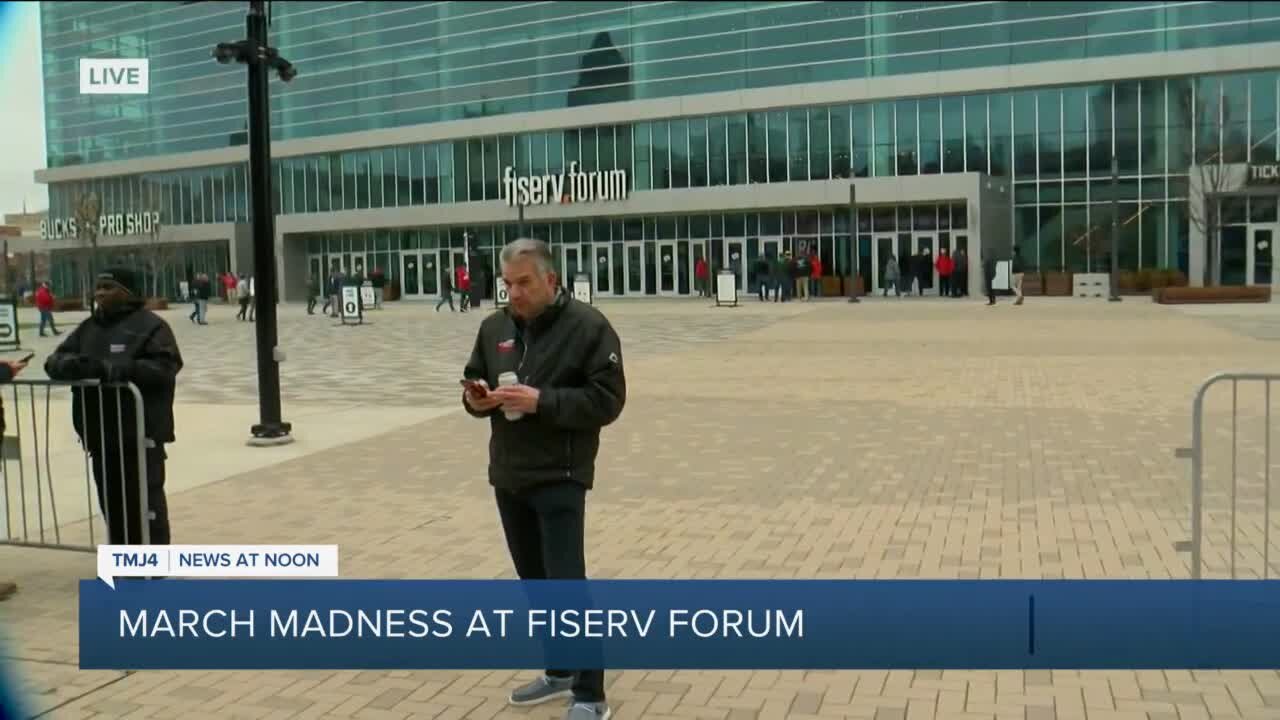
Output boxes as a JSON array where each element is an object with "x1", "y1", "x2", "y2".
[{"x1": 497, "y1": 371, "x2": 522, "y2": 421}]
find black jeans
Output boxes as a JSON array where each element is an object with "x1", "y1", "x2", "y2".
[
  {"x1": 38, "y1": 310, "x2": 59, "y2": 335},
  {"x1": 91, "y1": 443, "x2": 170, "y2": 545},
  {"x1": 495, "y1": 482, "x2": 604, "y2": 703}
]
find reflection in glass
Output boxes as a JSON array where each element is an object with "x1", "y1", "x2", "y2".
[
  {"x1": 658, "y1": 242, "x2": 676, "y2": 293},
  {"x1": 627, "y1": 244, "x2": 642, "y2": 294},
  {"x1": 1221, "y1": 225, "x2": 1248, "y2": 285},
  {"x1": 1254, "y1": 229, "x2": 1273, "y2": 285}
]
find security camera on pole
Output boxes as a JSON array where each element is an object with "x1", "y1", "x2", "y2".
[{"x1": 211, "y1": 0, "x2": 297, "y2": 447}]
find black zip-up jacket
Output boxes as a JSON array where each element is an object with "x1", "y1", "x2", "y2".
[
  {"x1": 45, "y1": 301, "x2": 183, "y2": 453},
  {"x1": 463, "y1": 291, "x2": 625, "y2": 492}
]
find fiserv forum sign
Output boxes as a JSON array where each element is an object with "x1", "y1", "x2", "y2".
[
  {"x1": 40, "y1": 212, "x2": 161, "y2": 241},
  {"x1": 502, "y1": 163, "x2": 628, "y2": 207}
]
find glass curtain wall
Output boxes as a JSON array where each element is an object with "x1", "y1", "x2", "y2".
[
  {"x1": 43, "y1": 2, "x2": 1280, "y2": 164},
  {"x1": 47, "y1": 70, "x2": 1280, "y2": 277}
]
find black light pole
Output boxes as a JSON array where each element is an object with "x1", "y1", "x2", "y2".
[
  {"x1": 1109, "y1": 154, "x2": 1122, "y2": 302},
  {"x1": 214, "y1": 0, "x2": 297, "y2": 444},
  {"x1": 847, "y1": 183, "x2": 860, "y2": 303}
]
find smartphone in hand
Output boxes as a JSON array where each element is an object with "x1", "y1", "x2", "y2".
[{"x1": 460, "y1": 378, "x2": 487, "y2": 397}]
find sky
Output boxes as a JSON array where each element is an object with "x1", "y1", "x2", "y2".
[{"x1": 0, "y1": 1, "x2": 45, "y2": 216}]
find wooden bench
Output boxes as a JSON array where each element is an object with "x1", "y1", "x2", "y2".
[
  {"x1": 1153, "y1": 286, "x2": 1272, "y2": 304},
  {"x1": 1043, "y1": 272, "x2": 1073, "y2": 296}
]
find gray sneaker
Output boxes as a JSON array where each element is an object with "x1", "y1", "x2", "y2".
[
  {"x1": 565, "y1": 701, "x2": 612, "y2": 720},
  {"x1": 508, "y1": 674, "x2": 572, "y2": 706}
]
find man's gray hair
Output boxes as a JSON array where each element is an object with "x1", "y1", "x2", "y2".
[{"x1": 500, "y1": 238, "x2": 556, "y2": 275}]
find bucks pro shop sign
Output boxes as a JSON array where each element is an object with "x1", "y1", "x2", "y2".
[
  {"x1": 502, "y1": 163, "x2": 628, "y2": 207},
  {"x1": 40, "y1": 212, "x2": 161, "y2": 241}
]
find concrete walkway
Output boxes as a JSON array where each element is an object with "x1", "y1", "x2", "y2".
[{"x1": 3, "y1": 296, "x2": 1280, "y2": 719}]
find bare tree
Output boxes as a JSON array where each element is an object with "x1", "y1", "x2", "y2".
[
  {"x1": 137, "y1": 180, "x2": 174, "y2": 299},
  {"x1": 1174, "y1": 81, "x2": 1237, "y2": 287},
  {"x1": 72, "y1": 190, "x2": 101, "y2": 305}
]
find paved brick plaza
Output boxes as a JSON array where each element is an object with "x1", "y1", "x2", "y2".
[{"x1": 3, "y1": 295, "x2": 1280, "y2": 719}]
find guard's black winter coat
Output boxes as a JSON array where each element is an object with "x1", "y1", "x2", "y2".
[
  {"x1": 463, "y1": 291, "x2": 625, "y2": 492},
  {"x1": 45, "y1": 301, "x2": 183, "y2": 452}
]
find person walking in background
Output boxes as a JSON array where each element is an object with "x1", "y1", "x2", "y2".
[
  {"x1": 35, "y1": 282, "x2": 60, "y2": 336},
  {"x1": 455, "y1": 264, "x2": 471, "y2": 313},
  {"x1": 984, "y1": 253, "x2": 998, "y2": 306},
  {"x1": 779, "y1": 251, "x2": 795, "y2": 302},
  {"x1": 953, "y1": 248, "x2": 969, "y2": 297},
  {"x1": 370, "y1": 267, "x2": 386, "y2": 310},
  {"x1": 323, "y1": 264, "x2": 343, "y2": 317},
  {"x1": 914, "y1": 250, "x2": 933, "y2": 296},
  {"x1": 898, "y1": 252, "x2": 914, "y2": 298},
  {"x1": 695, "y1": 256, "x2": 710, "y2": 298},
  {"x1": 436, "y1": 269, "x2": 456, "y2": 312},
  {"x1": 236, "y1": 275, "x2": 251, "y2": 321},
  {"x1": 307, "y1": 274, "x2": 320, "y2": 315},
  {"x1": 770, "y1": 253, "x2": 787, "y2": 302},
  {"x1": 247, "y1": 276, "x2": 256, "y2": 322},
  {"x1": 793, "y1": 248, "x2": 809, "y2": 301},
  {"x1": 883, "y1": 254, "x2": 901, "y2": 297},
  {"x1": 45, "y1": 267, "x2": 183, "y2": 546},
  {"x1": 1011, "y1": 245, "x2": 1025, "y2": 306},
  {"x1": 935, "y1": 248, "x2": 954, "y2": 299},
  {"x1": 188, "y1": 273, "x2": 210, "y2": 325},
  {"x1": 462, "y1": 239, "x2": 625, "y2": 720},
  {"x1": 753, "y1": 254, "x2": 770, "y2": 301},
  {"x1": 808, "y1": 248, "x2": 823, "y2": 299},
  {"x1": 223, "y1": 271, "x2": 238, "y2": 305}
]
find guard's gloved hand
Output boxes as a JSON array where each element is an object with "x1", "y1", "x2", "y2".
[
  {"x1": 76, "y1": 356, "x2": 107, "y2": 381},
  {"x1": 100, "y1": 359, "x2": 133, "y2": 384}
]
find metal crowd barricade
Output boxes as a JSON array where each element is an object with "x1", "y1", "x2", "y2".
[
  {"x1": 1179, "y1": 372, "x2": 1280, "y2": 580},
  {"x1": 0, "y1": 379, "x2": 149, "y2": 552}
]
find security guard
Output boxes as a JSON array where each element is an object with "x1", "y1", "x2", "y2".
[{"x1": 46, "y1": 267, "x2": 183, "y2": 546}]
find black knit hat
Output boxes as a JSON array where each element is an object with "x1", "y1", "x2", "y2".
[{"x1": 97, "y1": 267, "x2": 142, "y2": 297}]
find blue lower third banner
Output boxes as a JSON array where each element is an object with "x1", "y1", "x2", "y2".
[{"x1": 80, "y1": 579, "x2": 1280, "y2": 670}]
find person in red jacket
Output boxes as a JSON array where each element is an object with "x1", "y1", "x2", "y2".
[
  {"x1": 455, "y1": 264, "x2": 471, "y2": 312},
  {"x1": 34, "y1": 282, "x2": 60, "y2": 337},
  {"x1": 935, "y1": 249, "x2": 955, "y2": 298},
  {"x1": 808, "y1": 251, "x2": 823, "y2": 299},
  {"x1": 223, "y1": 271, "x2": 238, "y2": 304},
  {"x1": 694, "y1": 257, "x2": 709, "y2": 297}
]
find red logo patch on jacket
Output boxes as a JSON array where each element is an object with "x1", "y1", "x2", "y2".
[{"x1": 497, "y1": 339, "x2": 516, "y2": 353}]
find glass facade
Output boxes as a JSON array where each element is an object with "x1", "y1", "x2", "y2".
[
  {"x1": 41, "y1": 1, "x2": 1280, "y2": 166},
  {"x1": 47, "y1": 69, "x2": 1280, "y2": 279},
  {"x1": 296, "y1": 205, "x2": 965, "y2": 300},
  {"x1": 48, "y1": 240, "x2": 230, "y2": 303}
]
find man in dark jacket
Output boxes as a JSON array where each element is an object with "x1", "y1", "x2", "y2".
[
  {"x1": 984, "y1": 253, "x2": 998, "y2": 305},
  {"x1": 462, "y1": 238, "x2": 625, "y2": 720},
  {"x1": 46, "y1": 267, "x2": 183, "y2": 546}
]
